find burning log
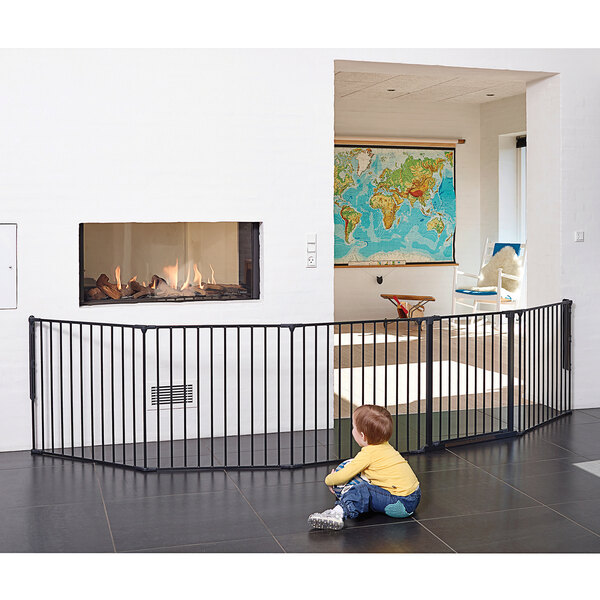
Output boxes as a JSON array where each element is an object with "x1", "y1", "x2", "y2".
[
  {"x1": 153, "y1": 277, "x2": 195, "y2": 298},
  {"x1": 221, "y1": 284, "x2": 245, "y2": 292},
  {"x1": 203, "y1": 283, "x2": 224, "y2": 292},
  {"x1": 87, "y1": 268, "x2": 245, "y2": 302},
  {"x1": 96, "y1": 273, "x2": 122, "y2": 299},
  {"x1": 87, "y1": 287, "x2": 108, "y2": 301},
  {"x1": 151, "y1": 275, "x2": 167, "y2": 288},
  {"x1": 99, "y1": 283, "x2": 121, "y2": 300},
  {"x1": 129, "y1": 280, "x2": 152, "y2": 297},
  {"x1": 96, "y1": 274, "x2": 110, "y2": 287}
]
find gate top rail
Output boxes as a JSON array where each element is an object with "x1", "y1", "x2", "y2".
[{"x1": 28, "y1": 299, "x2": 572, "y2": 331}]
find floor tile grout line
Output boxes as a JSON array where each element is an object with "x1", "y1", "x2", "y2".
[
  {"x1": 544, "y1": 504, "x2": 600, "y2": 539},
  {"x1": 580, "y1": 410, "x2": 600, "y2": 420},
  {"x1": 542, "y1": 439, "x2": 598, "y2": 459},
  {"x1": 412, "y1": 519, "x2": 457, "y2": 553},
  {"x1": 446, "y1": 448, "x2": 600, "y2": 540},
  {"x1": 223, "y1": 469, "x2": 287, "y2": 553},
  {"x1": 119, "y1": 534, "x2": 282, "y2": 553},
  {"x1": 414, "y1": 503, "x2": 544, "y2": 523},
  {"x1": 93, "y1": 463, "x2": 117, "y2": 553}
]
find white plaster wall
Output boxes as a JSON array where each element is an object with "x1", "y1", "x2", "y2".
[
  {"x1": 334, "y1": 101, "x2": 481, "y2": 320},
  {"x1": 525, "y1": 75, "x2": 561, "y2": 308},
  {"x1": 1, "y1": 48, "x2": 599, "y2": 452},
  {"x1": 0, "y1": 49, "x2": 336, "y2": 450}
]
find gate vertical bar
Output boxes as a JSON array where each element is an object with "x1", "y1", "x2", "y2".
[
  {"x1": 313, "y1": 325, "x2": 318, "y2": 463},
  {"x1": 425, "y1": 317, "x2": 435, "y2": 449},
  {"x1": 250, "y1": 327, "x2": 254, "y2": 466},
  {"x1": 142, "y1": 328, "x2": 148, "y2": 470},
  {"x1": 507, "y1": 312, "x2": 515, "y2": 432},
  {"x1": 89, "y1": 324, "x2": 94, "y2": 459},
  {"x1": 70, "y1": 323, "x2": 74, "y2": 457},
  {"x1": 197, "y1": 328, "x2": 201, "y2": 466},
  {"x1": 99, "y1": 325, "x2": 104, "y2": 460},
  {"x1": 29, "y1": 317, "x2": 37, "y2": 451},
  {"x1": 326, "y1": 325, "x2": 330, "y2": 460},
  {"x1": 184, "y1": 328, "x2": 188, "y2": 468},
  {"x1": 59, "y1": 323, "x2": 65, "y2": 455},
  {"x1": 237, "y1": 327, "x2": 241, "y2": 467},
  {"x1": 237, "y1": 326, "x2": 242, "y2": 467},
  {"x1": 289, "y1": 325, "x2": 294, "y2": 466},
  {"x1": 567, "y1": 301, "x2": 571, "y2": 410},
  {"x1": 156, "y1": 328, "x2": 161, "y2": 468},
  {"x1": 517, "y1": 313, "x2": 523, "y2": 431},
  {"x1": 49, "y1": 322, "x2": 55, "y2": 452},
  {"x1": 132, "y1": 328, "x2": 137, "y2": 467}
]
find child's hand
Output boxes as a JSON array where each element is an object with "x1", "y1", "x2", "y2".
[{"x1": 328, "y1": 469, "x2": 336, "y2": 494}]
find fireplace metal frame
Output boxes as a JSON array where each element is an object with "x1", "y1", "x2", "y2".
[{"x1": 78, "y1": 222, "x2": 260, "y2": 306}]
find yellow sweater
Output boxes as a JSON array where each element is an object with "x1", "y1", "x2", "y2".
[{"x1": 324, "y1": 442, "x2": 419, "y2": 497}]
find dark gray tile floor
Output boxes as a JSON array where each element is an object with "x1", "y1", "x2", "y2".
[{"x1": 2, "y1": 409, "x2": 600, "y2": 553}]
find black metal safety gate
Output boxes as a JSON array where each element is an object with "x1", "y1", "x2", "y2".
[{"x1": 29, "y1": 300, "x2": 572, "y2": 471}]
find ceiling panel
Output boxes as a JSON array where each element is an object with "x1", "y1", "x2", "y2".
[
  {"x1": 334, "y1": 71, "x2": 394, "y2": 84},
  {"x1": 335, "y1": 71, "x2": 529, "y2": 105},
  {"x1": 339, "y1": 74, "x2": 457, "y2": 100},
  {"x1": 444, "y1": 80, "x2": 526, "y2": 103}
]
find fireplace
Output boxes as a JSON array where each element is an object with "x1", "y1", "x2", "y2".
[{"x1": 79, "y1": 222, "x2": 260, "y2": 305}]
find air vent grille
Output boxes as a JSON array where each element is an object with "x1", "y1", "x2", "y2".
[{"x1": 150, "y1": 384, "x2": 194, "y2": 407}]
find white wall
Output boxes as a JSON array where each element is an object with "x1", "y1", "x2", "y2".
[
  {"x1": 334, "y1": 100, "x2": 481, "y2": 320},
  {"x1": 1, "y1": 48, "x2": 599, "y2": 452},
  {"x1": 0, "y1": 49, "x2": 335, "y2": 450}
]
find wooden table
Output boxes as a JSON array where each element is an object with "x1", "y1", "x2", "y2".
[{"x1": 380, "y1": 293, "x2": 436, "y2": 318}]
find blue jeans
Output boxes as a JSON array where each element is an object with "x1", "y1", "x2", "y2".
[{"x1": 334, "y1": 480, "x2": 421, "y2": 519}]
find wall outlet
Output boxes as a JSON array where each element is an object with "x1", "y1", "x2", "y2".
[
  {"x1": 307, "y1": 253, "x2": 316, "y2": 267},
  {"x1": 574, "y1": 230, "x2": 585, "y2": 242}
]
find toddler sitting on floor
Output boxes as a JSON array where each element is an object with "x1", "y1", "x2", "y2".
[{"x1": 308, "y1": 405, "x2": 421, "y2": 530}]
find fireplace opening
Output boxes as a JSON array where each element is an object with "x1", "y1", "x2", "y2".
[{"x1": 79, "y1": 222, "x2": 260, "y2": 305}]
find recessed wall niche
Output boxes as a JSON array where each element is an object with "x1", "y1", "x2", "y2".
[{"x1": 79, "y1": 222, "x2": 260, "y2": 305}]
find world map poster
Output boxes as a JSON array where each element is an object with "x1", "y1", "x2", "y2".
[{"x1": 334, "y1": 145, "x2": 456, "y2": 265}]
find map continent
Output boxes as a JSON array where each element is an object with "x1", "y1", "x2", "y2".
[{"x1": 334, "y1": 146, "x2": 456, "y2": 264}]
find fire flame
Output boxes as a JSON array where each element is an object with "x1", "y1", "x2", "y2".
[
  {"x1": 181, "y1": 264, "x2": 192, "y2": 290},
  {"x1": 193, "y1": 264, "x2": 204, "y2": 289},
  {"x1": 163, "y1": 259, "x2": 179, "y2": 289},
  {"x1": 104, "y1": 259, "x2": 217, "y2": 293}
]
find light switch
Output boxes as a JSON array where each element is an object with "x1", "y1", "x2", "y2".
[
  {"x1": 307, "y1": 233, "x2": 317, "y2": 268},
  {"x1": 574, "y1": 231, "x2": 585, "y2": 242}
]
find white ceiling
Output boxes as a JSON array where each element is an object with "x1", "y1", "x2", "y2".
[
  {"x1": 334, "y1": 62, "x2": 552, "y2": 109},
  {"x1": 336, "y1": 71, "x2": 527, "y2": 104}
]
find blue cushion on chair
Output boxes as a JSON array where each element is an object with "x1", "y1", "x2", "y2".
[
  {"x1": 455, "y1": 288, "x2": 513, "y2": 300},
  {"x1": 455, "y1": 288, "x2": 497, "y2": 296},
  {"x1": 492, "y1": 243, "x2": 522, "y2": 256}
]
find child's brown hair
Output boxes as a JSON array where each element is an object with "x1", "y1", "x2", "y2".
[{"x1": 353, "y1": 405, "x2": 393, "y2": 445}]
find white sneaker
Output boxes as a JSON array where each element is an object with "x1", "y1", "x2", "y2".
[{"x1": 307, "y1": 506, "x2": 344, "y2": 530}]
